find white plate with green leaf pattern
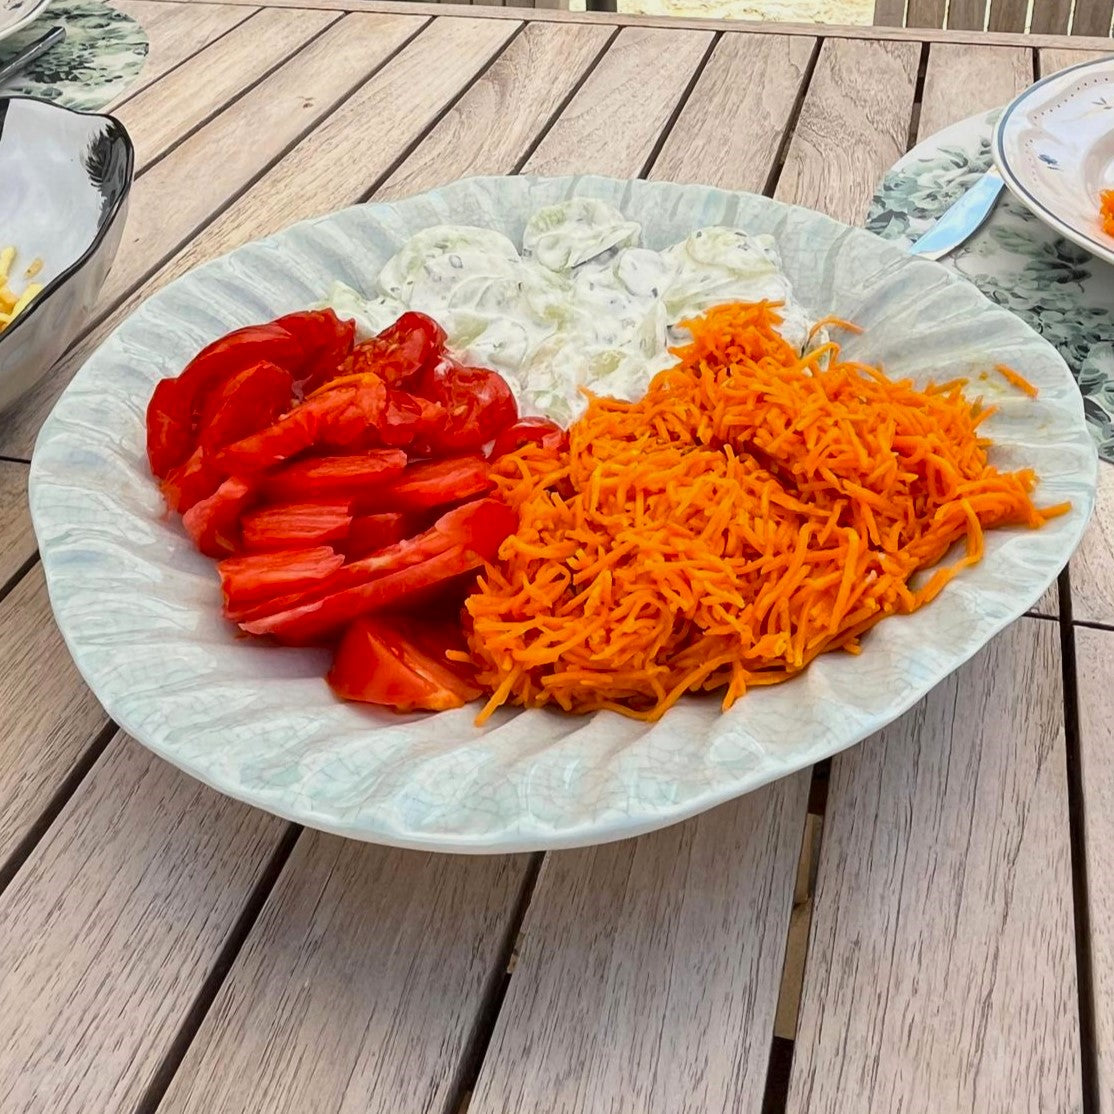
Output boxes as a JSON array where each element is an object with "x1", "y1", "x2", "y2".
[
  {"x1": 0, "y1": 0, "x2": 52, "y2": 45},
  {"x1": 27, "y1": 175, "x2": 1097, "y2": 853}
]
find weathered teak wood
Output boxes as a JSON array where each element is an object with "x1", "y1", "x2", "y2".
[
  {"x1": 113, "y1": 6, "x2": 342, "y2": 169},
  {"x1": 988, "y1": 0, "x2": 1031, "y2": 32},
  {"x1": 469, "y1": 788, "x2": 810, "y2": 1114},
  {"x1": 157, "y1": 834, "x2": 533, "y2": 1114},
  {"x1": 786, "y1": 619, "x2": 1082, "y2": 1113},
  {"x1": 775, "y1": 37, "x2": 919, "y2": 225},
  {"x1": 0, "y1": 569, "x2": 108, "y2": 875},
  {"x1": 377, "y1": 20, "x2": 616, "y2": 199},
  {"x1": 101, "y1": 12, "x2": 427, "y2": 309},
  {"x1": 1073, "y1": 625, "x2": 1114, "y2": 1104},
  {"x1": 648, "y1": 33, "x2": 816, "y2": 190},
  {"x1": 0, "y1": 461, "x2": 32, "y2": 592},
  {"x1": 520, "y1": 26, "x2": 715, "y2": 177},
  {"x1": 1031, "y1": 0, "x2": 1073, "y2": 34},
  {"x1": 0, "y1": 735, "x2": 290, "y2": 1111},
  {"x1": 108, "y1": 1, "x2": 258, "y2": 101},
  {"x1": 1074, "y1": 0, "x2": 1114, "y2": 36},
  {"x1": 1068, "y1": 462, "x2": 1114, "y2": 626},
  {"x1": 917, "y1": 42, "x2": 1032, "y2": 140},
  {"x1": 1039, "y1": 45, "x2": 1110, "y2": 76},
  {"x1": 947, "y1": 0, "x2": 985, "y2": 30},
  {"x1": 881, "y1": 0, "x2": 1111, "y2": 34}
]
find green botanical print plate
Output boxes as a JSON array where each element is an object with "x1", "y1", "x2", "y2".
[
  {"x1": 868, "y1": 108, "x2": 1114, "y2": 463},
  {"x1": 0, "y1": 0, "x2": 148, "y2": 111}
]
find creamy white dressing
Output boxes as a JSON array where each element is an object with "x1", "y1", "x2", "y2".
[{"x1": 323, "y1": 200, "x2": 813, "y2": 427}]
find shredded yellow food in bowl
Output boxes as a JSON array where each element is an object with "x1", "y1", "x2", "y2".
[
  {"x1": 465, "y1": 301, "x2": 1068, "y2": 723},
  {"x1": 0, "y1": 247, "x2": 44, "y2": 335}
]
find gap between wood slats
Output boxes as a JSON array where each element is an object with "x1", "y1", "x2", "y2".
[{"x1": 1057, "y1": 568, "x2": 1101, "y2": 1114}]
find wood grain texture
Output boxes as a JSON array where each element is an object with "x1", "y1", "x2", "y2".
[
  {"x1": 905, "y1": 0, "x2": 945, "y2": 25},
  {"x1": 775, "y1": 37, "x2": 919, "y2": 225},
  {"x1": 377, "y1": 20, "x2": 615, "y2": 200},
  {"x1": 988, "y1": 0, "x2": 1031, "y2": 32},
  {"x1": 1030, "y1": 579, "x2": 1059, "y2": 618},
  {"x1": 469, "y1": 780, "x2": 811, "y2": 1114},
  {"x1": 1039, "y1": 46, "x2": 1109, "y2": 75},
  {"x1": 115, "y1": 6, "x2": 341, "y2": 170},
  {"x1": 1068, "y1": 462, "x2": 1114, "y2": 626},
  {"x1": 102, "y1": 12, "x2": 424, "y2": 309},
  {"x1": 0, "y1": 461, "x2": 32, "y2": 591},
  {"x1": 521, "y1": 25, "x2": 714, "y2": 178},
  {"x1": 1030, "y1": 0, "x2": 1072, "y2": 33},
  {"x1": 0, "y1": 568, "x2": 108, "y2": 873},
  {"x1": 0, "y1": 734, "x2": 288, "y2": 1112},
  {"x1": 787, "y1": 618, "x2": 1082, "y2": 1114},
  {"x1": 1072, "y1": 625, "x2": 1114, "y2": 1105},
  {"x1": 108, "y1": 1, "x2": 257, "y2": 104},
  {"x1": 158, "y1": 833, "x2": 532, "y2": 1114},
  {"x1": 947, "y1": 0, "x2": 987, "y2": 29},
  {"x1": 917, "y1": 43, "x2": 1033, "y2": 141},
  {"x1": 1072, "y1": 0, "x2": 1114, "y2": 36},
  {"x1": 649, "y1": 33, "x2": 816, "y2": 191},
  {"x1": 115, "y1": 0, "x2": 1114, "y2": 51},
  {"x1": 873, "y1": 0, "x2": 907, "y2": 25}
]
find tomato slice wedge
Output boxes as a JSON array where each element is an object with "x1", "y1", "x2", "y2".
[
  {"x1": 345, "y1": 512, "x2": 413, "y2": 559},
  {"x1": 327, "y1": 615, "x2": 481, "y2": 712},
  {"x1": 145, "y1": 323, "x2": 304, "y2": 478},
  {"x1": 240, "y1": 501, "x2": 353, "y2": 551},
  {"x1": 160, "y1": 446, "x2": 225, "y2": 514},
  {"x1": 419, "y1": 359, "x2": 518, "y2": 453},
  {"x1": 367, "y1": 456, "x2": 493, "y2": 513},
  {"x1": 219, "y1": 546, "x2": 346, "y2": 608},
  {"x1": 197, "y1": 360, "x2": 294, "y2": 454},
  {"x1": 240, "y1": 544, "x2": 484, "y2": 644},
  {"x1": 273, "y1": 309, "x2": 355, "y2": 390},
  {"x1": 181, "y1": 476, "x2": 256, "y2": 557},
  {"x1": 321, "y1": 311, "x2": 446, "y2": 392},
  {"x1": 489, "y1": 416, "x2": 567, "y2": 459},
  {"x1": 263, "y1": 449, "x2": 408, "y2": 501}
]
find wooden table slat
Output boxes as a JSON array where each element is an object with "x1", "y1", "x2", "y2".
[
  {"x1": 917, "y1": 42, "x2": 1032, "y2": 142},
  {"x1": 947, "y1": 0, "x2": 986, "y2": 30},
  {"x1": 786, "y1": 618, "x2": 1082, "y2": 1113},
  {"x1": 158, "y1": 833, "x2": 533, "y2": 1114},
  {"x1": 1072, "y1": 0, "x2": 1114, "y2": 37},
  {"x1": 520, "y1": 25, "x2": 715, "y2": 179},
  {"x1": 0, "y1": 735, "x2": 289, "y2": 1112},
  {"x1": 377, "y1": 20, "x2": 616, "y2": 201},
  {"x1": 1073, "y1": 625, "x2": 1114, "y2": 1103},
  {"x1": 774, "y1": 37, "x2": 920, "y2": 226},
  {"x1": 1039, "y1": 45, "x2": 1110, "y2": 77},
  {"x1": 115, "y1": 5, "x2": 342, "y2": 171},
  {"x1": 469, "y1": 781, "x2": 810, "y2": 1114},
  {"x1": 1029, "y1": 0, "x2": 1072, "y2": 35},
  {"x1": 0, "y1": 569, "x2": 108, "y2": 875},
  {"x1": 987, "y1": 0, "x2": 1029, "y2": 33},
  {"x1": 0, "y1": 462, "x2": 33, "y2": 593},
  {"x1": 648, "y1": 32, "x2": 816, "y2": 192},
  {"x1": 108, "y1": 1, "x2": 258, "y2": 105},
  {"x1": 1067, "y1": 464, "x2": 1114, "y2": 627}
]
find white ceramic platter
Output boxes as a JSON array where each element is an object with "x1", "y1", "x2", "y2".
[
  {"x1": 994, "y1": 55, "x2": 1114, "y2": 266},
  {"x1": 0, "y1": 0, "x2": 52, "y2": 45},
  {"x1": 28, "y1": 175, "x2": 1097, "y2": 853}
]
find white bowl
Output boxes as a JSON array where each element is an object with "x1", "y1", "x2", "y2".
[{"x1": 28, "y1": 175, "x2": 1097, "y2": 852}]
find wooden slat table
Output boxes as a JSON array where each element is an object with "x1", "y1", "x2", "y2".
[{"x1": 0, "y1": 6, "x2": 1109, "y2": 1111}]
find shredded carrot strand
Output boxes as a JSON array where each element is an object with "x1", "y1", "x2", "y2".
[
  {"x1": 995, "y1": 363, "x2": 1039, "y2": 399},
  {"x1": 465, "y1": 301, "x2": 1066, "y2": 724}
]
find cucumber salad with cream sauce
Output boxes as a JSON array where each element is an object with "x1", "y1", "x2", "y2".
[{"x1": 324, "y1": 199, "x2": 813, "y2": 427}]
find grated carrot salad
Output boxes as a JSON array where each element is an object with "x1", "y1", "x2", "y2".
[
  {"x1": 465, "y1": 302, "x2": 1068, "y2": 723},
  {"x1": 1102, "y1": 190, "x2": 1114, "y2": 237}
]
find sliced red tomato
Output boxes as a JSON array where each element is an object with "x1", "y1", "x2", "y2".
[
  {"x1": 419, "y1": 358, "x2": 518, "y2": 453},
  {"x1": 378, "y1": 388, "x2": 445, "y2": 448},
  {"x1": 263, "y1": 449, "x2": 408, "y2": 501},
  {"x1": 345, "y1": 512, "x2": 413, "y2": 559},
  {"x1": 215, "y1": 379, "x2": 388, "y2": 474},
  {"x1": 490, "y1": 417, "x2": 567, "y2": 459},
  {"x1": 273, "y1": 308, "x2": 355, "y2": 390},
  {"x1": 241, "y1": 501, "x2": 353, "y2": 551},
  {"x1": 198, "y1": 360, "x2": 294, "y2": 454},
  {"x1": 219, "y1": 546, "x2": 346, "y2": 608},
  {"x1": 327, "y1": 311, "x2": 446, "y2": 391},
  {"x1": 145, "y1": 323, "x2": 305, "y2": 478},
  {"x1": 160, "y1": 446, "x2": 225, "y2": 514},
  {"x1": 182, "y1": 476, "x2": 256, "y2": 557},
  {"x1": 327, "y1": 615, "x2": 481, "y2": 712},
  {"x1": 240, "y1": 544, "x2": 484, "y2": 644},
  {"x1": 367, "y1": 456, "x2": 493, "y2": 513}
]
